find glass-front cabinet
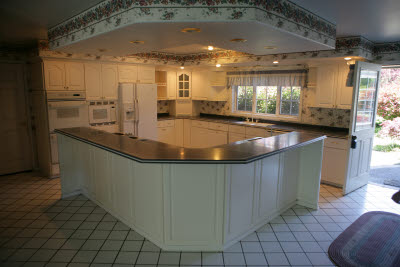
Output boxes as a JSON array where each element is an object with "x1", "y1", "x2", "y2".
[{"x1": 177, "y1": 71, "x2": 191, "y2": 98}]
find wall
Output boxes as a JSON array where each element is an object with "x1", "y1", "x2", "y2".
[{"x1": 197, "y1": 86, "x2": 351, "y2": 128}]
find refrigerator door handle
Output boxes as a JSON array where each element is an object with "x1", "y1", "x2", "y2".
[{"x1": 136, "y1": 99, "x2": 140, "y2": 124}]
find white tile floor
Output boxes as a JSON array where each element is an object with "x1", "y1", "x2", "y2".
[{"x1": 1, "y1": 173, "x2": 400, "y2": 266}]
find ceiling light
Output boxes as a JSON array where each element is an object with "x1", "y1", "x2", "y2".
[
  {"x1": 230, "y1": 38, "x2": 247, "y2": 43},
  {"x1": 208, "y1": 46, "x2": 214, "y2": 51},
  {"x1": 344, "y1": 57, "x2": 352, "y2": 60},
  {"x1": 181, "y1": 28, "x2": 201, "y2": 33},
  {"x1": 97, "y1": 48, "x2": 107, "y2": 52},
  {"x1": 180, "y1": 66, "x2": 185, "y2": 69},
  {"x1": 130, "y1": 40, "x2": 145, "y2": 44},
  {"x1": 264, "y1": 46, "x2": 277, "y2": 50},
  {"x1": 216, "y1": 64, "x2": 221, "y2": 68},
  {"x1": 273, "y1": 61, "x2": 279, "y2": 64}
]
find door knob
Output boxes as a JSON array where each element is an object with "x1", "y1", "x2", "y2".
[{"x1": 351, "y1": 135, "x2": 357, "y2": 149}]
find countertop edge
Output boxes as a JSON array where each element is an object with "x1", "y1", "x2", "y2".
[{"x1": 55, "y1": 129, "x2": 326, "y2": 164}]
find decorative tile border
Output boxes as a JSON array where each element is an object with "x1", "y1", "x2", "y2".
[{"x1": 47, "y1": 0, "x2": 336, "y2": 50}]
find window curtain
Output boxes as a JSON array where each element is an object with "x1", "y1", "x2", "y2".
[{"x1": 227, "y1": 70, "x2": 308, "y2": 88}]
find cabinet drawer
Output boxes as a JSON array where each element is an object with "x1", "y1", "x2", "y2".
[
  {"x1": 245, "y1": 127, "x2": 267, "y2": 137},
  {"x1": 191, "y1": 120, "x2": 209, "y2": 128},
  {"x1": 157, "y1": 120, "x2": 175, "y2": 128},
  {"x1": 324, "y1": 137, "x2": 348, "y2": 150},
  {"x1": 229, "y1": 125, "x2": 246, "y2": 134},
  {"x1": 208, "y1": 122, "x2": 228, "y2": 132}
]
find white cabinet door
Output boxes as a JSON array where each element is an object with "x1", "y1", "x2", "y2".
[
  {"x1": 321, "y1": 147, "x2": 347, "y2": 186},
  {"x1": 191, "y1": 126, "x2": 209, "y2": 148},
  {"x1": 167, "y1": 71, "x2": 177, "y2": 99},
  {"x1": 177, "y1": 71, "x2": 191, "y2": 98},
  {"x1": 85, "y1": 63, "x2": 102, "y2": 100},
  {"x1": 118, "y1": 65, "x2": 138, "y2": 83},
  {"x1": 44, "y1": 61, "x2": 65, "y2": 90},
  {"x1": 336, "y1": 63, "x2": 353, "y2": 109},
  {"x1": 65, "y1": 62, "x2": 85, "y2": 90},
  {"x1": 158, "y1": 126, "x2": 175, "y2": 145},
  {"x1": 175, "y1": 119, "x2": 184, "y2": 147},
  {"x1": 209, "y1": 71, "x2": 226, "y2": 86},
  {"x1": 229, "y1": 132, "x2": 246, "y2": 143},
  {"x1": 209, "y1": 130, "x2": 227, "y2": 147},
  {"x1": 101, "y1": 64, "x2": 118, "y2": 100},
  {"x1": 316, "y1": 64, "x2": 337, "y2": 108},
  {"x1": 192, "y1": 70, "x2": 209, "y2": 100},
  {"x1": 137, "y1": 65, "x2": 155, "y2": 83}
]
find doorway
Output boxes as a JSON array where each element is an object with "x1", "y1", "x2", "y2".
[
  {"x1": 0, "y1": 63, "x2": 33, "y2": 175},
  {"x1": 369, "y1": 67, "x2": 400, "y2": 187}
]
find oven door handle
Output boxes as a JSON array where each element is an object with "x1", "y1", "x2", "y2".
[{"x1": 48, "y1": 101, "x2": 87, "y2": 108}]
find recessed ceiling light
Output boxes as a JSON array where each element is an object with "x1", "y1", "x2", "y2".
[
  {"x1": 130, "y1": 40, "x2": 145, "y2": 44},
  {"x1": 216, "y1": 64, "x2": 221, "y2": 68},
  {"x1": 180, "y1": 66, "x2": 185, "y2": 69},
  {"x1": 264, "y1": 46, "x2": 277, "y2": 50},
  {"x1": 273, "y1": 61, "x2": 279, "y2": 64},
  {"x1": 97, "y1": 48, "x2": 107, "y2": 52},
  {"x1": 181, "y1": 28, "x2": 201, "y2": 33},
  {"x1": 208, "y1": 46, "x2": 214, "y2": 51},
  {"x1": 230, "y1": 38, "x2": 247, "y2": 43},
  {"x1": 344, "y1": 57, "x2": 352, "y2": 60}
]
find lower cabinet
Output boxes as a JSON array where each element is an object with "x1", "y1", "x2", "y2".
[
  {"x1": 191, "y1": 127, "x2": 211, "y2": 148},
  {"x1": 321, "y1": 137, "x2": 348, "y2": 187},
  {"x1": 229, "y1": 132, "x2": 246, "y2": 143},
  {"x1": 208, "y1": 130, "x2": 228, "y2": 147},
  {"x1": 158, "y1": 126, "x2": 175, "y2": 145}
]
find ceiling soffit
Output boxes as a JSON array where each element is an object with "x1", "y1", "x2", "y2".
[{"x1": 47, "y1": 0, "x2": 336, "y2": 50}]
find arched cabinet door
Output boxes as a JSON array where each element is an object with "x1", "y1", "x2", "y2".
[
  {"x1": 44, "y1": 61, "x2": 65, "y2": 91},
  {"x1": 177, "y1": 71, "x2": 191, "y2": 99},
  {"x1": 101, "y1": 64, "x2": 119, "y2": 100}
]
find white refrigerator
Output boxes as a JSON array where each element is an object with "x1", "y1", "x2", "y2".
[{"x1": 119, "y1": 83, "x2": 157, "y2": 140}]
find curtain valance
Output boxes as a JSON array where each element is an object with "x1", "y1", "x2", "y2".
[{"x1": 227, "y1": 69, "x2": 308, "y2": 87}]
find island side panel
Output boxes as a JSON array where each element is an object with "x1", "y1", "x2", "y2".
[
  {"x1": 163, "y1": 164, "x2": 225, "y2": 251},
  {"x1": 296, "y1": 140, "x2": 324, "y2": 209}
]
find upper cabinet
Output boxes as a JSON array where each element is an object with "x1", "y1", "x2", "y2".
[
  {"x1": 118, "y1": 65, "x2": 138, "y2": 83},
  {"x1": 177, "y1": 71, "x2": 191, "y2": 99},
  {"x1": 314, "y1": 63, "x2": 353, "y2": 109},
  {"x1": 85, "y1": 63, "x2": 118, "y2": 100},
  {"x1": 192, "y1": 70, "x2": 228, "y2": 101},
  {"x1": 44, "y1": 61, "x2": 85, "y2": 91},
  {"x1": 167, "y1": 71, "x2": 177, "y2": 100},
  {"x1": 101, "y1": 64, "x2": 119, "y2": 100},
  {"x1": 137, "y1": 66, "x2": 155, "y2": 84}
]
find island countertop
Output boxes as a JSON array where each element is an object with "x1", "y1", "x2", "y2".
[{"x1": 55, "y1": 127, "x2": 326, "y2": 164}]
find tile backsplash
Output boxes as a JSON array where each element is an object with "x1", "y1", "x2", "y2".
[
  {"x1": 157, "y1": 100, "x2": 170, "y2": 113},
  {"x1": 197, "y1": 87, "x2": 351, "y2": 128}
]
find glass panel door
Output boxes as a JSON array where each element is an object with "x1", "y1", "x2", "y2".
[{"x1": 355, "y1": 70, "x2": 379, "y2": 131}]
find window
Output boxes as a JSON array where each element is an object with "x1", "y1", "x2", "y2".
[{"x1": 236, "y1": 86, "x2": 301, "y2": 117}]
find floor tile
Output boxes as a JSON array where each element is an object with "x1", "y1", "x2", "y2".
[
  {"x1": 71, "y1": 250, "x2": 97, "y2": 263},
  {"x1": 202, "y1": 252, "x2": 223, "y2": 265},
  {"x1": 100, "y1": 240, "x2": 123, "y2": 251},
  {"x1": 120, "y1": 240, "x2": 143, "y2": 251},
  {"x1": 243, "y1": 253, "x2": 267, "y2": 265},
  {"x1": 114, "y1": 251, "x2": 139, "y2": 264},
  {"x1": 306, "y1": 252, "x2": 334, "y2": 265},
  {"x1": 135, "y1": 251, "x2": 159, "y2": 265},
  {"x1": 180, "y1": 252, "x2": 201, "y2": 266},
  {"x1": 264, "y1": 252, "x2": 289, "y2": 265},
  {"x1": 29, "y1": 249, "x2": 57, "y2": 262},
  {"x1": 285, "y1": 252, "x2": 311, "y2": 266},
  {"x1": 298, "y1": 241, "x2": 323, "y2": 253},
  {"x1": 280, "y1": 242, "x2": 303, "y2": 253},
  {"x1": 50, "y1": 249, "x2": 77, "y2": 262},
  {"x1": 92, "y1": 251, "x2": 118, "y2": 264},
  {"x1": 241, "y1": 242, "x2": 263, "y2": 253},
  {"x1": 260, "y1": 241, "x2": 283, "y2": 253},
  {"x1": 158, "y1": 252, "x2": 180, "y2": 265},
  {"x1": 223, "y1": 253, "x2": 245, "y2": 265}
]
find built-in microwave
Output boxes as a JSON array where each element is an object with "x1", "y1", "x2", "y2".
[{"x1": 88, "y1": 101, "x2": 117, "y2": 125}]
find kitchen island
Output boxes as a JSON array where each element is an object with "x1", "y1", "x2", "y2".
[{"x1": 56, "y1": 127, "x2": 325, "y2": 251}]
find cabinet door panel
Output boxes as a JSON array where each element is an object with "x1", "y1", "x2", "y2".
[
  {"x1": 65, "y1": 62, "x2": 85, "y2": 90},
  {"x1": 192, "y1": 70, "x2": 209, "y2": 100},
  {"x1": 336, "y1": 64, "x2": 353, "y2": 109},
  {"x1": 167, "y1": 71, "x2": 177, "y2": 99},
  {"x1": 44, "y1": 61, "x2": 65, "y2": 90},
  {"x1": 316, "y1": 65, "x2": 337, "y2": 108},
  {"x1": 85, "y1": 63, "x2": 102, "y2": 100},
  {"x1": 321, "y1": 147, "x2": 347, "y2": 186},
  {"x1": 118, "y1": 65, "x2": 138, "y2": 83},
  {"x1": 209, "y1": 130, "x2": 227, "y2": 147},
  {"x1": 191, "y1": 126, "x2": 209, "y2": 148},
  {"x1": 158, "y1": 126, "x2": 175, "y2": 145},
  {"x1": 258, "y1": 155, "x2": 279, "y2": 219},
  {"x1": 137, "y1": 66, "x2": 155, "y2": 83},
  {"x1": 101, "y1": 64, "x2": 118, "y2": 100}
]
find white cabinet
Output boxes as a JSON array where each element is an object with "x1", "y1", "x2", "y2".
[
  {"x1": 192, "y1": 70, "x2": 209, "y2": 100},
  {"x1": 315, "y1": 63, "x2": 353, "y2": 109},
  {"x1": 229, "y1": 132, "x2": 246, "y2": 143},
  {"x1": 85, "y1": 63, "x2": 118, "y2": 100},
  {"x1": 321, "y1": 137, "x2": 348, "y2": 187},
  {"x1": 137, "y1": 65, "x2": 155, "y2": 83},
  {"x1": 65, "y1": 62, "x2": 85, "y2": 90},
  {"x1": 167, "y1": 71, "x2": 177, "y2": 99},
  {"x1": 190, "y1": 126, "x2": 210, "y2": 148},
  {"x1": 44, "y1": 61, "x2": 85, "y2": 91},
  {"x1": 245, "y1": 127, "x2": 268, "y2": 138},
  {"x1": 85, "y1": 63, "x2": 102, "y2": 100},
  {"x1": 208, "y1": 130, "x2": 228, "y2": 147},
  {"x1": 158, "y1": 126, "x2": 175, "y2": 145},
  {"x1": 210, "y1": 71, "x2": 226, "y2": 86},
  {"x1": 177, "y1": 71, "x2": 191, "y2": 98},
  {"x1": 118, "y1": 65, "x2": 138, "y2": 83},
  {"x1": 101, "y1": 64, "x2": 119, "y2": 100}
]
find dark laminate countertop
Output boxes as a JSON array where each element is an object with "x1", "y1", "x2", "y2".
[
  {"x1": 157, "y1": 113, "x2": 349, "y2": 139},
  {"x1": 55, "y1": 127, "x2": 326, "y2": 164}
]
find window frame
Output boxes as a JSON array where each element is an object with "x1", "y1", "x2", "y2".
[{"x1": 234, "y1": 85, "x2": 302, "y2": 120}]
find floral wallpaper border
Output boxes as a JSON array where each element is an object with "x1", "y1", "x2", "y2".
[{"x1": 47, "y1": 0, "x2": 336, "y2": 51}]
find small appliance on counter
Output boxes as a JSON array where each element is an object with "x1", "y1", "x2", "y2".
[
  {"x1": 88, "y1": 100, "x2": 118, "y2": 133},
  {"x1": 119, "y1": 83, "x2": 157, "y2": 140}
]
